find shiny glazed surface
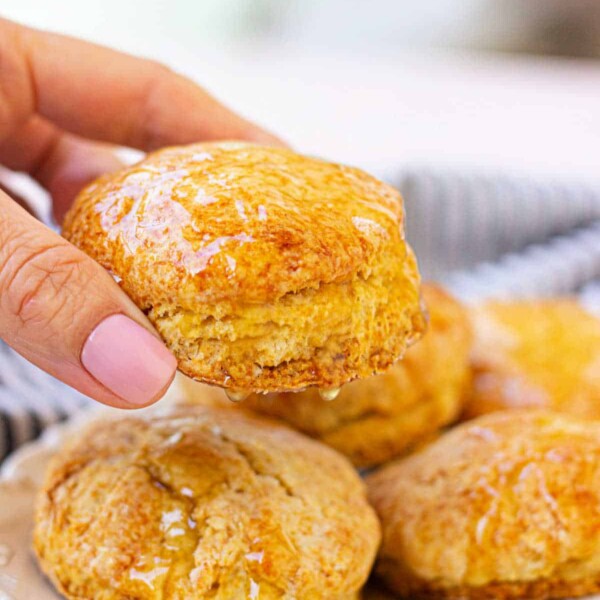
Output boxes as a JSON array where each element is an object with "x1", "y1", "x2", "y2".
[
  {"x1": 34, "y1": 405, "x2": 379, "y2": 599},
  {"x1": 63, "y1": 142, "x2": 407, "y2": 306},
  {"x1": 368, "y1": 410, "x2": 600, "y2": 599},
  {"x1": 465, "y1": 300, "x2": 600, "y2": 419},
  {"x1": 63, "y1": 143, "x2": 424, "y2": 392}
]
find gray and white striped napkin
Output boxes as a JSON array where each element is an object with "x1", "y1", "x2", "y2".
[
  {"x1": 399, "y1": 169, "x2": 600, "y2": 306},
  {"x1": 0, "y1": 344, "x2": 90, "y2": 461},
  {"x1": 1, "y1": 168, "x2": 599, "y2": 461}
]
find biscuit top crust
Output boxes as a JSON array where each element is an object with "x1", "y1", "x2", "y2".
[
  {"x1": 368, "y1": 410, "x2": 600, "y2": 587},
  {"x1": 63, "y1": 142, "x2": 406, "y2": 307},
  {"x1": 470, "y1": 299, "x2": 600, "y2": 412},
  {"x1": 36, "y1": 405, "x2": 379, "y2": 597}
]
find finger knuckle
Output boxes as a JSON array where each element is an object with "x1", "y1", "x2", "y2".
[
  {"x1": 135, "y1": 60, "x2": 180, "y2": 150},
  {"x1": 0, "y1": 20, "x2": 33, "y2": 140},
  {"x1": 0, "y1": 235, "x2": 88, "y2": 331},
  {"x1": 145, "y1": 58, "x2": 174, "y2": 80}
]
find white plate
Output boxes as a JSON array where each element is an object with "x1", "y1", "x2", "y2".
[{"x1": 0, "y1": 415, "x2": 82, "y2": 600}]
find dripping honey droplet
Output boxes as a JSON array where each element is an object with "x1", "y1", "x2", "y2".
[
  {"x1": 318, "y1": 387, "x2": 341, "y2": 401},
  {"x1": 225, "y1": 389, "x2": 250, "y2": 403}
]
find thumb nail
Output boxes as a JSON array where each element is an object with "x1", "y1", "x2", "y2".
[{"x1": 81, "y1": 314, "x2": 177, "y2": 406}]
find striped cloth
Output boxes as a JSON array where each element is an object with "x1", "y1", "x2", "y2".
[
  {"x1": 1, "y1": 169, "x2": 600, "y2": 461},
  {"x1": 0, "y1": 345, "x2": 90, "y2": 460},
  {"x1": 400, "y1": 169, "x2": 600, "y2": 300}
]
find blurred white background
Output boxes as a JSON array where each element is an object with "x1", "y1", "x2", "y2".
[{"x1": 3, "y1": 1, "x2": 600, "y2": 179}]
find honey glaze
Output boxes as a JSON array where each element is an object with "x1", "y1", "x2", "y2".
[
  {"x1": 72, "y1": 143, "x2": 408, "y2": 304},
  {"x1": 468, "y1": 300, "x2": 600, "y2": 416},
  {"x1": 226, "y1": 389, "x2": 250, "y2": 403},
  {"x1": 129, "y1": 566, "x2": 169, "y2": 590},
  {"x1": 249, "y1": 579, "x2": 260, "y2": 599},
  {"x1": 318, "y1": 387, "x2": 341, "y2": 401}
]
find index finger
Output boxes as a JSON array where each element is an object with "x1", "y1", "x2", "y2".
[{"x1": 0, "y1": 18, "x2": 283, "y2": 151}]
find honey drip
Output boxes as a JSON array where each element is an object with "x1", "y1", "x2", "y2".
[
  {"x1": 226, "y1": 389, "x2": 250, "y2": 403},
  {"x1": 318, "y1": 387, "x2": 341, "y2": 401}
]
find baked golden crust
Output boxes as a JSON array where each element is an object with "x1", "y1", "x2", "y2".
[
  {"x1": 367, "y1": 410, "x2": 600, "y2": 599},
  {"x1": 463, "y1": 299, "x2": 600, "y2": 420},
  {"x1": 62, "y1": 142, "x2": 425, "y2": 393},
  {"x1": 224, "y1": 284, "x2": 471, "y2": 467},
  {"x1": 34, "y1": 405, "x2": 380, "y2": 599}
]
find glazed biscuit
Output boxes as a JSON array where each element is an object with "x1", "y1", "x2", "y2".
[
  {"x1": 367, "y1": 410, "x2": 600, "y2": 599},
  {"x1": 232, "y1": 284, "x2": 471, "y2": 467},
  {"x1": 62, "y1": 142, "x2": 425, "y2": 394},
  {"x1": 464, "y1": 299, "x2": 600, "y2": 419},
  {"x1": 34, "y1": 405, "x2": 380, "y2": 599}
]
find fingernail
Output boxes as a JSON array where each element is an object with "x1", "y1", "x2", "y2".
[{"x1": 82, "y1": 314, "x2": 177, "y2": 406}]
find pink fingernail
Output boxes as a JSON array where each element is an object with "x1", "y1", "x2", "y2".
[{"x1": 82, "y1": 314, "x2": 177, "y2": 406}]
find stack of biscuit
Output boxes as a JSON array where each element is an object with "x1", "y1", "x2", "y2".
[
  {"x1": 365, "y1": 299, "x2": 600, "y2": 599},
  {"x1": 34, "y1": 143, "x2": 600, "y2": 599},
  {"x1": 181, "y1": 282, "x2": 473, "y2": 469}
]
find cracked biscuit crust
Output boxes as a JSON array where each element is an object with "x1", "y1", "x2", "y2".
[
  {"x1": 62, "y1": 142, "x2": 425, "y2": 392},
  {"x1": 367, "y1": 410, "x2": 600, "y2": 599},
  {"x1": 237, "y1": 284, "x2": 472, "y2": 467},
  {"x1": 34, "y1": 405, "x2": 380, "y2": 599}
]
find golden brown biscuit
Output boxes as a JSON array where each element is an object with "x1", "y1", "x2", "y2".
[
  {"x1": 34, "y1": 405, "x2": 380, "y2": 599},
  {"x1": 367, "y1": 410, "x2": 600, "y2": 599},
  {"x1": 464, "y1": 299, "x2": 600, "y2": 420},
  {"x1": 222, "y1": 284, "x2": 470, "y2": 468},
  {"x1": 63, "y1": 142, "x2": 425, "y2": 394}
]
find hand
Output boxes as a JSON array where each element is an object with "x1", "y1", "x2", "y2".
[{"x1": 0, "y1": 18, "x2": 282, "y2": 409}]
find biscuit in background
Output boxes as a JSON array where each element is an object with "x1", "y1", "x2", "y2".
[
  {"x1": 63, "y1": 142, "x2": 425, "y2": 395},
  {"x1": 367, "y1": 409, "x2": 600, "y2": 599},
  {"x1": 203, "y1": 284, "x2": 470, "y2": 468},
  {"x1": 34, "y1": 404, "x2": 380, "y2": 599},
  {"x1": 464, "y1": 299, "x2": 600, "y2": 420}
]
